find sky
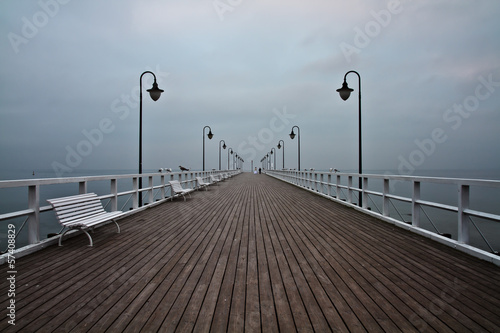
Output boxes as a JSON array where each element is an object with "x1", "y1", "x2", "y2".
[{"x1": 1, "y1": 0, "x2": 499, "y2": 178}]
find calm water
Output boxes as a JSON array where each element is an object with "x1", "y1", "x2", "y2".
[{"x1": 1, "y1": 168, "x2": 499, "y2": 253}]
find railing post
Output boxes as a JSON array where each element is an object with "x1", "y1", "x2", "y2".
[
  {"x1": 347, "y1": 176, "x2": 353, "y2": 204},
  {"x1": 110, "y1": 178, "x2": 118, "y2": 211},
  {"x1": 412, "y1": 181, "x2": 420, "y2": 227},
  {"x1": 383, "y1": 178, "x2": 389, "y2": 216},
  {"x1": 362, "y1": 177, "x2": 368, "y2": 209},
  {"x1": 148, "y1": 176, "x2": 154, "y2": 204},
  {"x1": 170, "y1": 174, "x2": 175, "y2": 198},
  {"x1": 28, "y1": 185, "x2": 40, "y2": 244},
  {"x1": 161, "y1": 175, "x2": 166, "y2": 199},
  {"x1": 319, "y1": 173, "x2": 323, "y2": 194},
  {"x1": 327, "y1": 173, "x2": 332, "y2": 197},
  {"x1": 336, "y1": 175, "x2": 341, "y2": 200},
  {"x1": 458, "y1": 184, "x2": 470, "y2": 244},
  {"x1": 132, "y1": 177, "x2": 138, "y2": 209},
  {"x1": 79, "y1": 181, "x2": 87, "y2": 194}
]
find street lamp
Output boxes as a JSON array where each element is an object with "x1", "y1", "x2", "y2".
[
  {"x1": 139, "y1": 71, "x2": 164, "y2": 207},
  {"x1": 219, "y1": 140, "x2": 226, "y2": 170},
  {"x1": 289, "y1": 125, "x2": 300, "y2": 171},
  {"x1": 228, "y1": 148, "x2": 233, "y2": 170},
  {"x1": 337, "y1": 70, "x2": 362, "y2": 206},
  {"x1": 277, "y1": 140, "x2": 285, "y2": 170},
  {"x1": 203, "y1": 125, "x2": 214, "y2": 171}
]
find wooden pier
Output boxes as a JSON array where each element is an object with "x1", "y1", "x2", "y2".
[{"x1": 1, "y1": 172, "x2": 499, "y2": 332}]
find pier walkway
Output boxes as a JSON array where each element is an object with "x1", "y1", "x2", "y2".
[{"x1": 1, "y1": 172, "x2": 500, "y2": 332}]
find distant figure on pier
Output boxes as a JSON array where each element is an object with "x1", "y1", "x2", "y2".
[
  {"x1": 179, "y1": 165, "x2": 190, "y2": 172},
  {"x1": 259, "y1": 168, "x2": 261, "y2": 174}
]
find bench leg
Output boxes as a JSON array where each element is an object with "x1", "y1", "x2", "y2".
[
  {"x1": 113, "y1": 220, "x2": 121, "y2": 233},
  {"x1": 59, "y1": 228, "x2": 94, "y2": 247}
]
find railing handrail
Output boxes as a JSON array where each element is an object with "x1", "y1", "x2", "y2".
[{"x1": 266, "y1": 169, "x2": 500, "y2": 265}]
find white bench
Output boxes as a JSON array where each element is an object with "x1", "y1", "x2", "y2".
[
  {"x1": 47, "y1": 193, "x2": 123, "y2": 247},
  {"x1": 210, "y1": 175, "x2": 221, "y2": 185},
  {"x1": 196, "y1": 177, "x2": 210, "y2": 191},
  {"x1": 169, "y1": 180, "x2": 194, "y2": 201}
]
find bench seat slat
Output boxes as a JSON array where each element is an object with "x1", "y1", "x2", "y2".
[{"x1": 63, "y1": 211, "x2": 123, "y2": 228}]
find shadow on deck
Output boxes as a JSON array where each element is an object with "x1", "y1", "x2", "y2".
[{"x1": 1, "y1": 172, "x2": 499, "y2": 332}]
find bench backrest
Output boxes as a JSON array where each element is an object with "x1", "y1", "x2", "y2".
[
  {"x1": 47, "y1": 193, "x2": 106, "y2": 227},
  {"x1": 169, "y1": 180, "x2": 185, "y2": 193}
]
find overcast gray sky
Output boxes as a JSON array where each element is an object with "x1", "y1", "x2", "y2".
[{"x1": 1, "y1": 0, "x2": 499, "y2": 178}]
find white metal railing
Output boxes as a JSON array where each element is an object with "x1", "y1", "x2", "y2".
[
  {"x1": 0, "y1": 170, "x2": 240, "y2": 252},
  {"x1": 266, "y1": 170, "x2": 500, "y2": 264}
]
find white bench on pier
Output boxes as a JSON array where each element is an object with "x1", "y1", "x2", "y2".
[
  {"x1": 169, "y1": 180, "x2": 194, "y2": 201},
  {"x1": 210, "y1": 175, "x2": 221, "y2": 185},
  {"x1": 196, "y1": 177, "x2": 210, "y2": 191},
  {"x1": 47, "y1": 193, "x2": 123, "y2": 247}
]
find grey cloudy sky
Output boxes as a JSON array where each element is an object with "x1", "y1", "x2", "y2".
[{"x1": 1, "y1": 0, "x2": 499, "y2": 178}]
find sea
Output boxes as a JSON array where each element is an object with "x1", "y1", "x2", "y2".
[{"x1": 1, "y1": 168, "x2": 499, "y2": 254}]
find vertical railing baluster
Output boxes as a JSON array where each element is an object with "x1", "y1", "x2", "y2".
[
  {"x1": 458, "y1": 184, "x2": 470, "y2": 244},
  {"x1": 132, "y1": 177, "x2": 138, "y2": 209},
  {"x1": 161, "y1": 175, "x2": 165, "y2": 199},
  {"x1": 327, "y1": 173, "x2": 332, "y2": 197},
  {"x1": 362, "y1": 177, "x2": 368, "y2": 209},
  {"x1": 148, "y1": 176, "x2": 154, "y2": 204},
  {"x1": 110, "y1": 178, "x2": 118, "y2": 211},
  {"x1": 28, "y1": 185, "x2": 40, "y2": 244},
  {"x1": 336, "y1": 175, "x2": 341, "y2": 200},
  {"x1": 412, "y1": 181, "x2": 420, "y2": 227},
  {"x1": 79, "y1": 181, "x2": 87, "y2": 194},
  {"x1": 348, "y1": 176, "x2": 353, "y2": 204},
  {"x1": 383, "y1": 178, "x2": 389, "y2": 216}
]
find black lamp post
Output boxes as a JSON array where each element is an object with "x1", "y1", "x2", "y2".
[
  {"x1": 289, "y1": 125, "x2": 300, "y2": 171},
  {"x1": 139, "y1": 71, "x2": 164, "y2": 207},
  {"x1": 219, "y1": 140, "x2": 226, "y2": 170},
  {"x1": 228, "y1": 148, "x2": 233, "y2": 170},
  {"x1": 203, "y1": 126, "x2": 213, "y2": 171},
  {"x1": 277, "y1": 140, "x2": 285, "y2": 170},
  {"x1": 337, "y1": 70, "x2": 362, "y2": 206}
]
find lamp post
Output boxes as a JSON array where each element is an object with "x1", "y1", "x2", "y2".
[
  {"x1": 228, "y1": 148, "x2": 233, "y2": 170},
  {"x1": 277, "y1": 140, "x2": 285, "y2": 170},
  {"x1": 139, "y1": 71, "x2": 164, "y2": 207},
  {"x1": 219, "y1": 140, "x2": 226, "y2": 170},
  {"x1": 203, "y1": 125, "x2": 214, "y2": 171},
  {"x1": 289, "y1": 125, "x2": 300, "y2": 171},
  {"x1": 337, "y1": 70, "x2": 362, "y2": 207},
  {"x1": 270, "y1": 148, "x2": 276, "y2": 170}
]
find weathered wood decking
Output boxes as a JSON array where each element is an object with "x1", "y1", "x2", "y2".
[{"x1": 1, "y1": 172, "x2": 500, "y2": 332}]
